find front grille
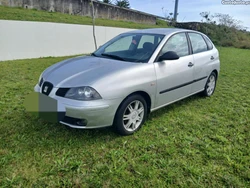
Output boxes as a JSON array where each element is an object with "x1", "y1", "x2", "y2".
[
  {"x1": 56, "y1": 88, "x2": 70, "y2": 97},
  {"x1": 41, "y1": 82, "x2": 53, "y2": 96}
]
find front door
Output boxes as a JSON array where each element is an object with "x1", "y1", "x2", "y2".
[{"x1": 154, "y1": 32, "x2": 194, "y2": 108}]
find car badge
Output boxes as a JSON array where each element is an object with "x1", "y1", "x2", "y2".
[{"x1": 43, "y1": 86, "x2": 48, "y2": 93}]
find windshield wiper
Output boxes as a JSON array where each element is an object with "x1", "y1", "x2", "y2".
[
  {"x1": 101, "y1": 53, "x2": 125, "y2": 61},
  {"x1": 91, "y1": 53, "x2": 98, "y2": 57}
]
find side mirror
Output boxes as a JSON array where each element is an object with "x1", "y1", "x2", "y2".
[{"x1": 159, "y1": 51, "x2": 179, "y2": 61}]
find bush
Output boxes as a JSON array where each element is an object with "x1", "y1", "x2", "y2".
[{"x1": 176, "y1": 22, "x2": 250, "y2": 49}]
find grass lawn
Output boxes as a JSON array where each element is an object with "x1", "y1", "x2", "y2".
[
  {"x1": 0, "y1": 47, "x2": 249, "y2": 187},
  {"x1": 0, "y1": 6, "x2": 168, "y2": 29}
]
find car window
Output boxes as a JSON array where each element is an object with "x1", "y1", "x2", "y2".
[
  {"x1": 94, "y1": 33, "x2": 165, "y2": 63},
  {"x1": 188, "y1": 33, "x2": 208, "y2": 54},
  {"x1": 138, "y1": 35, "x2": 155, "y2": 49},
  {"x1": 204, "y1": 36, "x2": 213, "y2": 50},
  {"x1": 159, "y1": 33, "x2": 189, "y2": 57},
  {"x1": 105, "y1": 35, "x2": 134, "y2": 53}
]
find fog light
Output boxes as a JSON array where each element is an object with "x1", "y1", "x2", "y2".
[{"x1": 76, "y1": 119, "x2": 88, "y2": 126}]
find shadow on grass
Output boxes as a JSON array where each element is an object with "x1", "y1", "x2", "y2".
[
  {"x1": 148, "y1": 94, "x2": 203, "y2": 120},
  {"x1": 6, "y1": 110, "x2": 120, "y2": 150},
  {"x1": 7, "y1": 93, "x2": 205, "y2": 151}
]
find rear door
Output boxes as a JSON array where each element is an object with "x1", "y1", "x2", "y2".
[
  {"x1": 154, "y1": 32, "x2": 194, "y2": 108},
  {"x1": 187, "y1": 32, "x2": 216, "y2": 93}
]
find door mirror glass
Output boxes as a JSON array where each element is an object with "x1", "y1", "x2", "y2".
[{"x1": 159, "y1": 51, "x2": 179, "y2": 61}]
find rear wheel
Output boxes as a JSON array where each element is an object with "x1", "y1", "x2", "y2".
[
  {"x1": 114, "y1": 95, "x2": 147, "y2": 136},
  {"x1": 202, "y1": 72, "x2": 217, "y2": 97}
]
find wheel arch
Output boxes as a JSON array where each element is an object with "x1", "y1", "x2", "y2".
[
  {"x1": 114, "y1": 91, "x2": 152, "y2": 118},
  {"x1": 212, "y1": 69, "x2": 218, "y2": 78},
  {"x1": 133, "y1": 91, "x2": 152, "y2": 114},
  {"x1": 202, "y1": 70, "x2": 218, "y2": 97}
]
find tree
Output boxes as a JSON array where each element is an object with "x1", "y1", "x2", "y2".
[
  {"x1": 214, "y1": 13, "x2": 243, "y2": 30},
  {"x1": 115, "y1": 0, "x2": 130, "y2": 8},
  {"x1": 161, "y1": 7, "x2": 177, "y2": 26},
  {"x1": 103, "y1": 0, "x2": 113, "y2": 4},
  {"x1": 200, "y1": 12, "x2": 216, "y2": 34},
  {"x1": 199, "y1": 12, "x2": 243, "y2": 30},
  {"x1": 162, "y1": 7, "x2": 174, "y2": 21},
  {"x1": 200, "y1": 12, "x2": 214, "y2": 24}
]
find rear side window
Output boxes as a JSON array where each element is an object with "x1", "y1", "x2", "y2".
[
  {"x1": 188, "y1": 33, "x2": 208, "y2": 54},
  {"x1": 204, "y1": 36, "x2": 213, "y2": 50}
]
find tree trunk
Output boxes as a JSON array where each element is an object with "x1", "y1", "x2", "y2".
[{"x1": 91, "y1": 0, "x2": 97, "y2": 50}]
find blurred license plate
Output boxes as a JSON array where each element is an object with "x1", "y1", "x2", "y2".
[{"x1": 24, "y1": 92, "x2": 66, "y2": 122}]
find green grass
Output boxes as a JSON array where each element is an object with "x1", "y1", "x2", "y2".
[
  {"x1": 0, "y1": 47, "x2": 250, "y2": 187},
  {"x1": 0, "y1": 6, "x2": 168, "y2": 29}
]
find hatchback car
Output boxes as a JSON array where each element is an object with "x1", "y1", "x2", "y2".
[{"x1": 33, "y1": 28, "x2": 220, "y2": 135}]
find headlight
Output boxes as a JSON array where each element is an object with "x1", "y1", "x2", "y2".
[
  {"x1": 38, "y1": 74, "x2": 44, "y2": 87},
  {"x1": 65, "y1": 86, "x2": 102, "y2": 101}
]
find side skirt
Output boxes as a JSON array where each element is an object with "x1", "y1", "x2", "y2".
[{"x1": 150, "y1": 89, "x2": 204, "y2": 112}]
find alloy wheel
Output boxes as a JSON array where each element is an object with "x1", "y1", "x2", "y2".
[
  {"x1": 122, "y1": 100, "x2": 145, "y2": 132},
  {"x1": 206, "y1": 74, "x2": 216, "y2": 96}
]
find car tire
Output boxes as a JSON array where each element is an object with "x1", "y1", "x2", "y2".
[
  {"x1": 114, "y1": 94, "x2": 147, "y2": 136},
  {"x1": 202, "y1": 72, "x2": 217, "y2": 97}
]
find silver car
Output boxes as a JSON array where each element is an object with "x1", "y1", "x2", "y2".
[{"x1": 34, "y1": 28, "x2": 220, "y2": 135}]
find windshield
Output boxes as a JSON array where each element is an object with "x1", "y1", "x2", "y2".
[{"x1": 93, "y1": 33, "x2": 165, "y2": 63}]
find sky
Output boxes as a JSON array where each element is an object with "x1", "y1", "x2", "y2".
[{"x1": 129, "y1": 0, "x2": 250, "y2": 30}]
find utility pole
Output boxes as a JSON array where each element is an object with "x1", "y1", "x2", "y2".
[{"x1": 174, "y1": 0, "x2": 179, "y2": 22}]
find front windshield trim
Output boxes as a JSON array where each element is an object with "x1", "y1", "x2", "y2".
[{"x1": 101, "y1": 53, "x2": 125, "y2": 61}]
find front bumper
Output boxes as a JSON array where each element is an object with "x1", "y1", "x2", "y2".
[{"x1": 34, "y1": 84, "x2": 122, "y2": 129}]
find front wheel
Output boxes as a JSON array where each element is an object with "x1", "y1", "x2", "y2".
[
  {"x1": 202, "y1": 72, "x2": 217, "y2": 97},
  {"x1": 114, "y1": 95, "x2": 147, "y2": 136}
]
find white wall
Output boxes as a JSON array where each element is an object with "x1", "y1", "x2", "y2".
[{"x1": 0, "y1": 20, "x2": 134, "y2": 61}]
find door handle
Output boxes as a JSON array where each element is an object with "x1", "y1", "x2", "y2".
[
  {"x1": 188, "y1": 62, "x2": 194, "y2": 67},
  {"x1": 210, "y1": 56, "x2": 215, "y2": 60}
]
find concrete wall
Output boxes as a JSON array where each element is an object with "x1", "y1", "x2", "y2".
[
  {"x1": 0, "y1": 0, "x2": 157, "y2": 25},
  {"x1": 0, "y1": 20, "x2": 134, "y2": 61}
]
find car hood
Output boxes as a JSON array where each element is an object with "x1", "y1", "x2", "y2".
[{"x1": 42, "y1": 56, "x2": 139, "y2": 87}]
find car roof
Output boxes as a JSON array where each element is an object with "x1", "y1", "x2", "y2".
[{"x1": 126, "y1": 28, "x2": 197, "y2": 36}]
